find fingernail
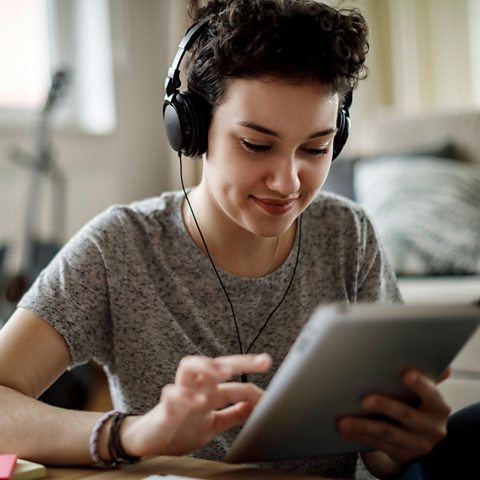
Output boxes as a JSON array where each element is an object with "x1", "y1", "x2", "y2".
[{"x1": 255, "y1": 353, "x2": 271, "y2": 364}]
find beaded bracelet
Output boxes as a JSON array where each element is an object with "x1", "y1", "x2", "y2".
[{"x1": 89, "y1": 410, "x2": 118, "y2": 466}]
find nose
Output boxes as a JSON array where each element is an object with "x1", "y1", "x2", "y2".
[{"x1": 265, "y1": 154, "x2": 301, "y2": 196}]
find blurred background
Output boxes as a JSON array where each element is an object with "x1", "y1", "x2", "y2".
[
  {"x1": 0, "y1": 0, "x2": 479, "y2": 286},
  {"x1": 0, "y1": 0, "x2": 479, "y2": 411}
]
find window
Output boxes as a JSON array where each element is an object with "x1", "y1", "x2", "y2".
[
  {"x1": 0, "y1": 0, "x2": 116, "y2": 134},
  {"x1": 0, "y1": 0, "x2": 51, "y2": 110}
]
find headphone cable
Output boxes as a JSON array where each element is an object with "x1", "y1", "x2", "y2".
[
  {"x1": 179, "y1": 152, "x2": 244, "y2": 357},
  {"x1": 179, "y1": 152, "x2": 302, "y2": 381}
]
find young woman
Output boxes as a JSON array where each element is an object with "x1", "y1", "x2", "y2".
[{"x1": 0, "y1": 1, "x2": 455, "y2": 478}]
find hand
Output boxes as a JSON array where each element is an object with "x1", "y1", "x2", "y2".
[
  {"x1": 121, "y1": 353, "x2": 271, "y2": 457},
  {"x1": 337, "y1": 369, "x2": 451, "y2": 478}
]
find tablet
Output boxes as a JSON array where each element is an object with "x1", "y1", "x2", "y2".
[{"x1": 226, "y1": 302, "x2": 480, "y2": 463}]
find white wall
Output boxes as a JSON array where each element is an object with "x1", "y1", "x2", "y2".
[{"x1": 0, "y1": 0, "x2": 187, "y2": 274}]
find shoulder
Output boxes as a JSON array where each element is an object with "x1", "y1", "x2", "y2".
[
  {"x1": 84, "y1": 191, "x2": 183, "y2": 235},
  {"x1": 59, "y1": 191, "x2": 184, "y2": 263},
  {"x1": 301, "y1": 192, "x2": 401, "y2": 303},
  {"x1": 102, "y1": 190, "x2": 182, "y2": 223},
  {"x1": 302, "y1": 191, "x2": 381, "y2": 261}
]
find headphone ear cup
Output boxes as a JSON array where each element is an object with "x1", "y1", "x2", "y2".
[
  {"x1": 163, "y1": 95, "x2": 186, "y2": 154},
  {"x1": 332, "y1": 107, "x2": 351, "y2": 161},
  {"x1": 163, "y1": 92, "x2": 210, "y2": 157},
  {"x1": 182, "y1": 92, "x2": 211, "y2": 156}
]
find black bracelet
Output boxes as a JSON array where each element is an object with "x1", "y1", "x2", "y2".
[{"x1": 108, "y1": 412, "x2": 141, "y2": 468}]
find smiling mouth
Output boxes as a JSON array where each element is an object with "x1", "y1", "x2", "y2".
[{"x1": 251, "y1": 196, "x2": 298, "y2": 215}]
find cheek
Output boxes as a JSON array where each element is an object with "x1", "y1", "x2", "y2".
[
  {"x1": 208, "y1": 145, "x2": 261, "y2": 191},
  {"x1": 319, "y1": 159, "x2": 333, "y2": 186},
  {"x1": 301, "y1": 159, "x2": 332, "y2": 191},
  {"x1": 223, "y1": 164, "x2": 262, "y2": 200},
  {"x1": 205, "y1": 152, "x2": 257, "y2": 198}
]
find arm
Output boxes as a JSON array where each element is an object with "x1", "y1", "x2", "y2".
[
  {"x1": 0, "y1": 308, "x2": 271, "y2": 465},
  {"x1": 0, "y1": 308, "x2": 100, "y2": 464}
]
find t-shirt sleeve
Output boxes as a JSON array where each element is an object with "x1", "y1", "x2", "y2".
[
  {"x1": 18, "y1": 207, "x2": 126, "y2": 367},
  {"x1": 355, "y1": 210, "x2": 403, "y2": 303}
]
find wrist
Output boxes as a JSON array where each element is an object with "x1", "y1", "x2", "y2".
[
  {"x1": 118, "y1": 414, "x2": 143, "y2": 458},
  {"x1": 108, "y1": 412, "x2": 142, "y2": 466},
  {"x1": 90, "y1": 410, "x2": 142, "y2": 468},
  {"x1": 97, "y1": 416, "x2": 114, "y2": 463},
  {"x1": 90, "y1": 410, "x2": 117, "y2": 466}
]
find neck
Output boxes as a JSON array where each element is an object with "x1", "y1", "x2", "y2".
[{"x1": 182, "y1": 188, "x2": 296, "y2": 278}]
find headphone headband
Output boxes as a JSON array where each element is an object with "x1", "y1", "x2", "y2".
[{"x1": 164, "y1": 19, "x2": 210, "y2": 99}]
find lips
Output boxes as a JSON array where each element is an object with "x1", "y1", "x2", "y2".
[{"x1": 251, "y1": 196, "x2": 297, "y2": 215}]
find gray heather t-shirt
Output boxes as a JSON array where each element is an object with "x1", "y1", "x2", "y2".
[{"x1": 20, "y1": 190, "x2": 401, "y2": 478}]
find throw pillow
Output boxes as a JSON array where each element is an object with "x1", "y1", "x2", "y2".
[
  {"x1": 324, "y1": 142, "x2": 463, "y2": 202},
  {"x1": 354, "y1": 156, "x2": 480, "y2": 276}
]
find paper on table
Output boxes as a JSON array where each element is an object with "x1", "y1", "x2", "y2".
[
  {"x1": 143, "y1": 476, "x2": 203, "y2": 480},
  {"x1": 11, "y1": 460, "x2": 46, "y2": 480}
]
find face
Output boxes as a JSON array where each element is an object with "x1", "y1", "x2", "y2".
[{"x1": 200, "y1": 76, "x2": 339, "y2": 238}]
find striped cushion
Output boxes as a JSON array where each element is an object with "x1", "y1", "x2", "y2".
[{"x1": 354, "y1": 156, "x2": 480, "y2": 275}]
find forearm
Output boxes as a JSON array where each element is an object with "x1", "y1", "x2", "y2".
[{"x1": 0, "y1": 385, "x2": 106, "y2": 465}]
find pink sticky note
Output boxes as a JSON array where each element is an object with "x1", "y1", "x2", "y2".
[{"x1": 0, "y1": 455, "x2": 17, "y2": 480}]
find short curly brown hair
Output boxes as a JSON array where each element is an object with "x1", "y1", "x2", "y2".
[{"x1": 186, "y1": 0, "x2": 369, "y2": 108}]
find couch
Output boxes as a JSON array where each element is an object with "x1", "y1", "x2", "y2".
[{"x1": 324, "y1": 109, "x2": 480, "y2": 412}]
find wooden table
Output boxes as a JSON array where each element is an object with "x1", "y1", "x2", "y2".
[{"x1": 45, "y1": 456, "x2": 333, "y2": 479}]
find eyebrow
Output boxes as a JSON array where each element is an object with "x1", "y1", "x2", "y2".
[{"x1": 237, "y1": 121, "x2": 338, "y2": 139}]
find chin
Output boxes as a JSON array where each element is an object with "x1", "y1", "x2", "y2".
[{"x1": 247, "y1": 217, "x2": 297, "y2": 238}]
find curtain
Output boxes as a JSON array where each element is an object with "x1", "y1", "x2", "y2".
[
  {"x1": 368, "y1": 0, "x2": 478, "y2": 112},
  {"x1": 324, "y1": 0, "x2": 480, "y2": 154}
]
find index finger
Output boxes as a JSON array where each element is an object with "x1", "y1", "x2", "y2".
[
  {"x1": 214, "y1": 353, "x2": 272, "y2": 377},
  {"x1": 175, "y1": 353, "x2": 271, "y2": 387}
]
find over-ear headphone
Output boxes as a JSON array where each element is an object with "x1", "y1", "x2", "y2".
[
  {"x1": 333, "y1": 91, "x2": 351, "y2": 160},
  {"x1": 163, "y1": 19, "x2": 211, "y2": 157},
  {"x1": 163, "y1": 19, "x2": 352, "y2": 160}
]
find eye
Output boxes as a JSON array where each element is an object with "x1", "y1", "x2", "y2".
[
  {"x1": 302, "y1": 147, "x2": 330, "y2": 157},
  {"x1": 241, "y1": 139, "x2": 272, "y2": 153}
]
